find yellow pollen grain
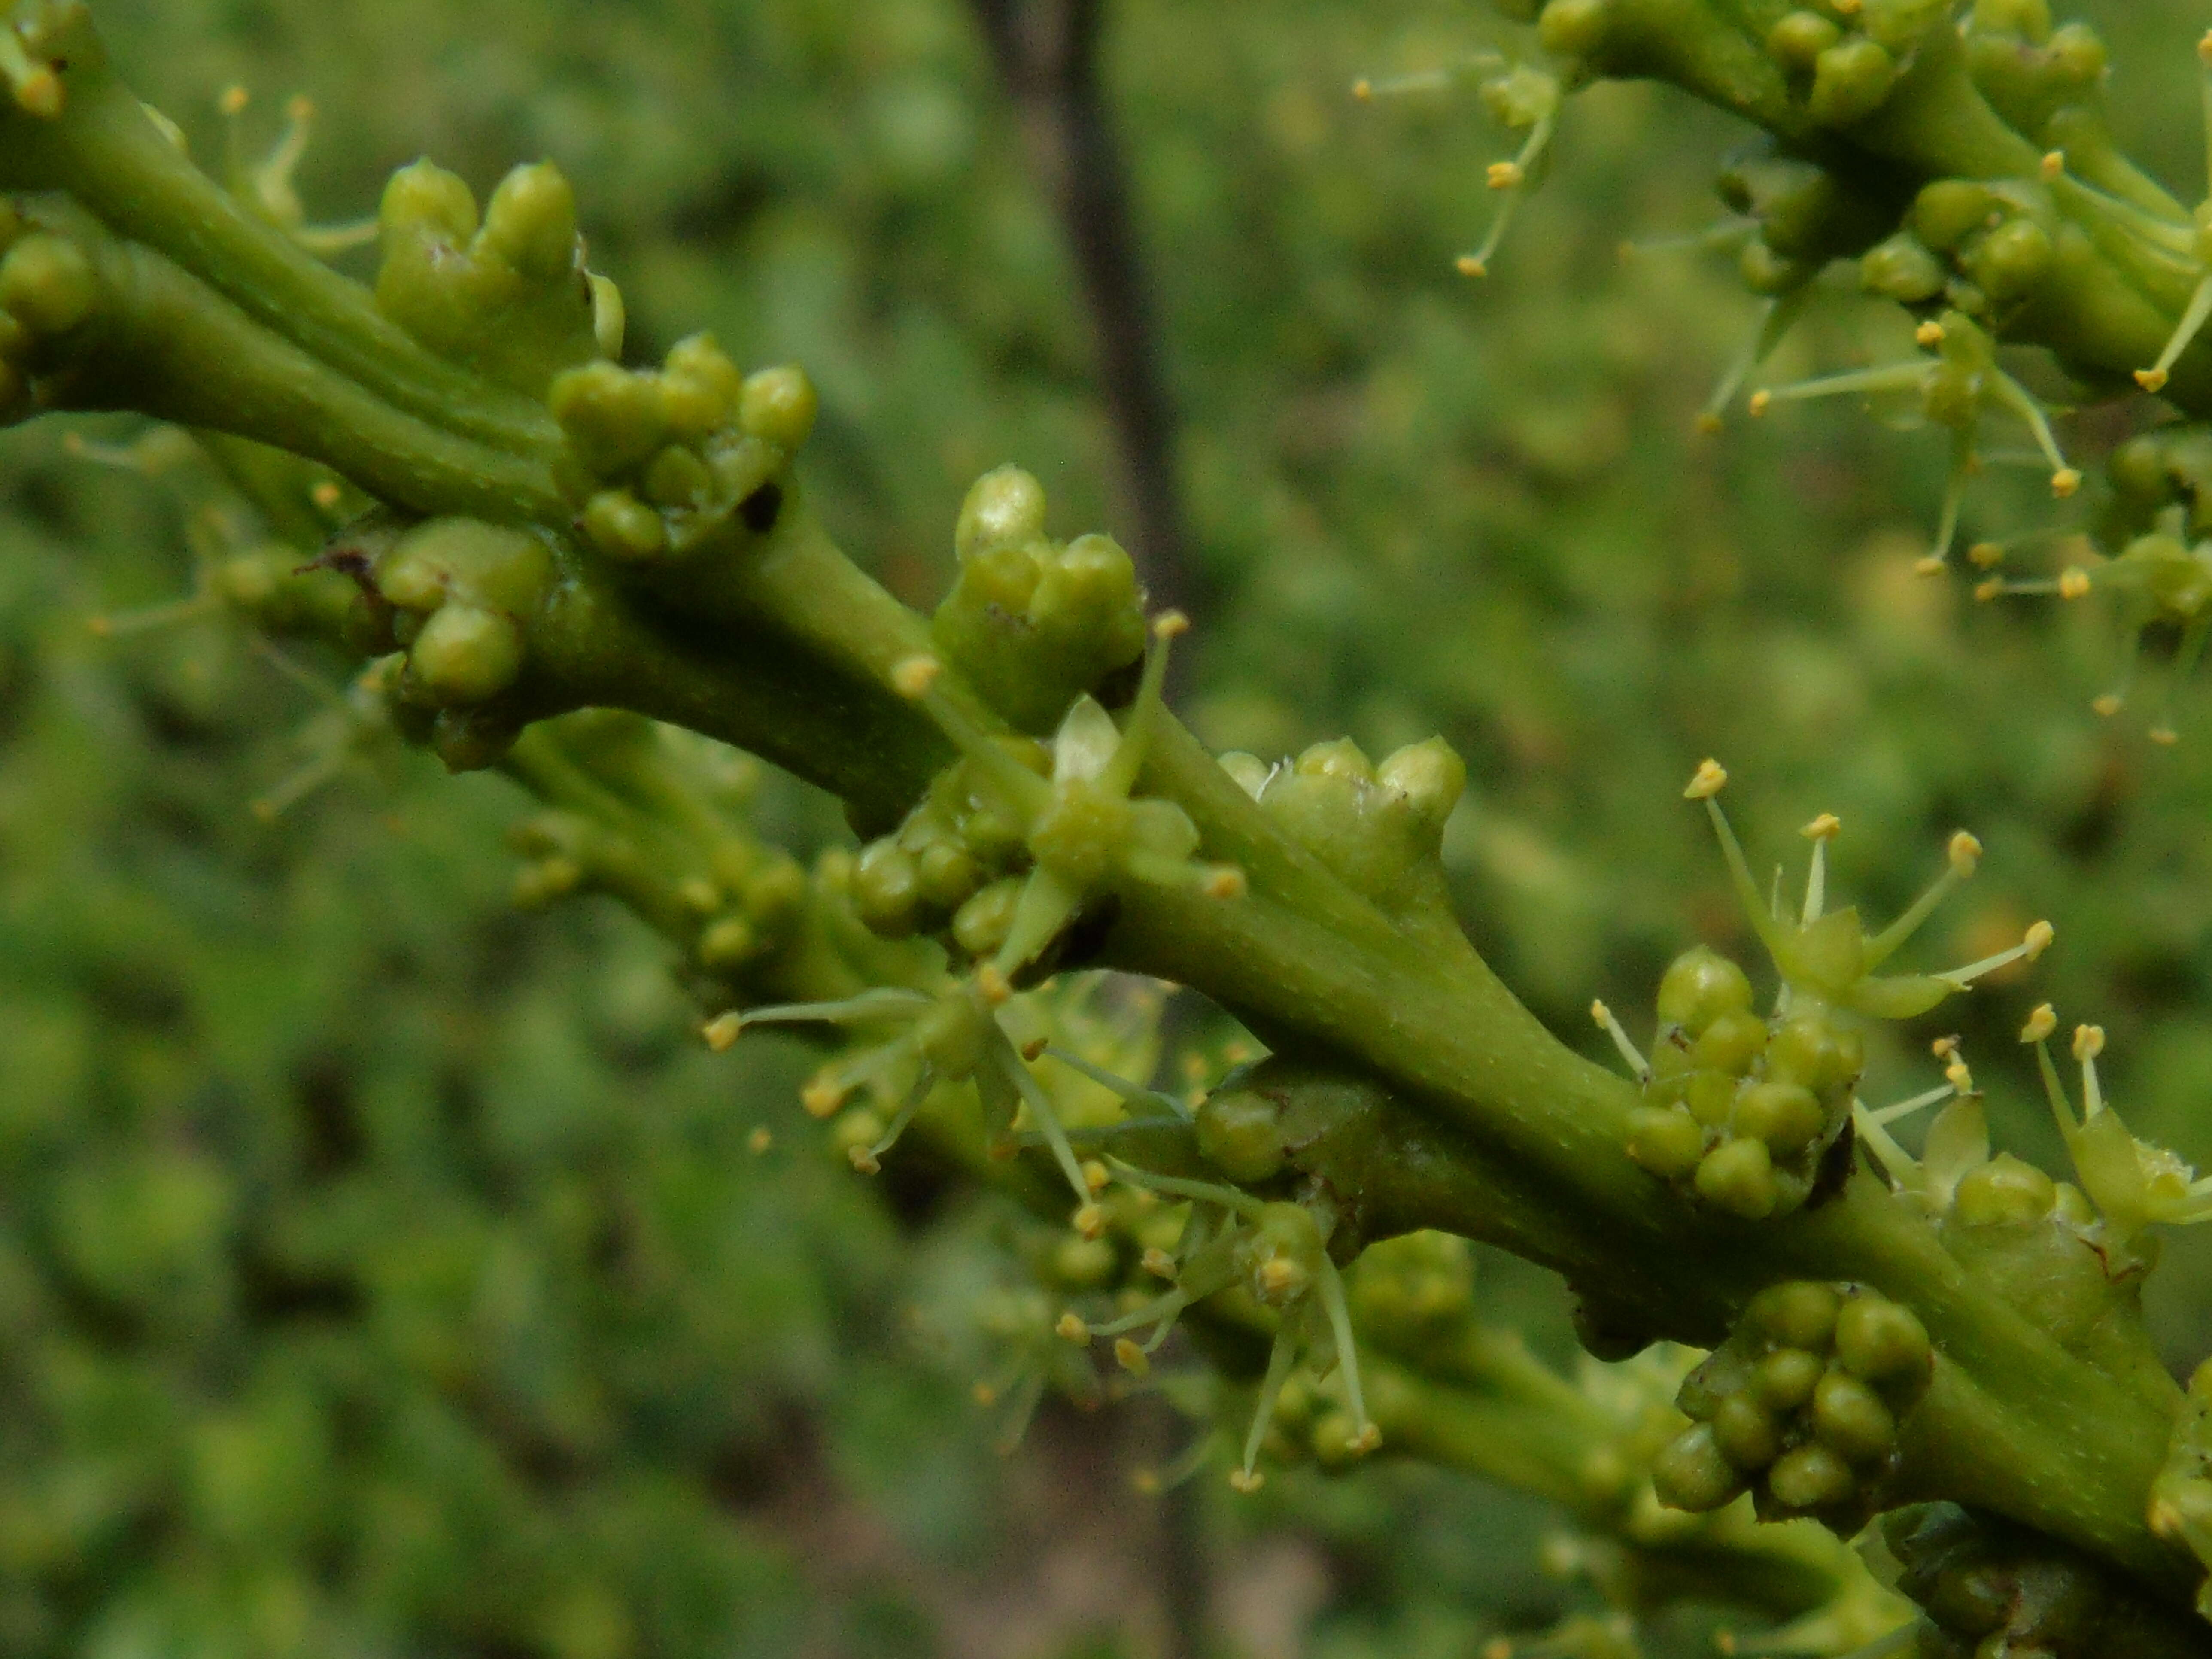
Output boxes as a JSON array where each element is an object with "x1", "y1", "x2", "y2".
[
  {"x1": 2039, "y1": 150, "x2": 2064, "y2": 181},
  {"x1": 219, "y1": 84, "x2": 250, "y2": 116},
  {"x1": 747, "y1": 1125, "x2": 773, "y2": 1154},
  {"x1": 1915, "y1": 320, "x2": 1946, "y2": 347},
  {"x1": 2092, "y1": 693, "x2": 2124, "y2": 717}
]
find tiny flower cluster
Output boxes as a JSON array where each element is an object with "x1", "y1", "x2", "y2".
[
  {"x1": 1607, "y1": 762, "x2": 2049, "y2": 1220},
  {"x1": 1654, "y1": 1282, "x2": 1931, "y2": 1530}
]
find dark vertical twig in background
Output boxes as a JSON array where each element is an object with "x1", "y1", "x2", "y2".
[{"x1": 968, "y1": 0, "x2": 1203, "y2": 626}]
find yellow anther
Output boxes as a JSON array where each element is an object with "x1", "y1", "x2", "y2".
[
  {"x1": 848, "y1": 1145, "x2": 881, "y2": 1175},
  {"x1": 747, "y1": 1126, "x2": 773, "y2": 1155},
  {"x1": 975, "y1": 963, "x2": 1013, "y2": 1005},
  {"x1": 1589, "y1": 998, "x2": 1611, "y2": 1029},
  {"x1": 2092, "y1": 693, "x2": 2124, "y2": 717},
  {"x1": 310, "y1": 480, "x2": 343, "y2": 510},
  {"x1": 1914, "y1": 555, "x2": 1946, "y2": 577},
  {"x1": 1020, "y1": 1036, "x2": 1049, "y2": 1061},
  {"x1": 1455, "y1": 255, "x2": 1489, "y2": 278},
  {"x1": 1142, "y1": 1246, "x2": 1177, "y2": 1278},
  {"x1": 702, "y1": 1012, "x2": 743, "y2": 1051},
  {"x1": 1153, "y1": 610, "x2": 1191, "y2": 639},
  {"x1": 1931, "y1": 1035, "x2": 1959, "y2": 1060},
  {"x1": 220, "y1": 84, "x2": 250, "y2": 116},
  {"x1": 801, "y1": 1078, "x2": 844, "y2": 1118},
  {"x1": 2137, "y1": 368, "x2": 2171, "y2": 394},
  {"x1": 1968, "y1": 541, "x2": 2003, "y2": 568},
  {"x1": 1694, "y1": 411, "x2": 1724, "y2": 436},
  {"x1": 1228, "y1": 1468, "x2": 1265, "y2": 1493},
  {"x1": 2039, "y1": 150, "x2": 2065, "y2": 181},
  {"x1": 2057, "y1": 568, "x2": 2091, "y2": 599},
  {"x1": 286, "y1": 94, "x2": 315, "y2": 124},
  {"x1": 1056, "y1": 1311, "x2": 1090, "y2": 1343},
  {"x1": 1224, "y1": 1041, "x2": 1255, "y2": 1064},
  {"x1": 1947, "y1": 830, "x2": 1982, "y2": 875},
  {"x1": 1082, "y1": 1159, "x2": 1110, "y2": 1194},
  {"x1": 2072, "y1": 1024, "x2": 2105, "y2": 1062},
  {"x1": 1974, "y1": 577, "x2": 2004, "y2": 601},
  {"x1": 1203, "y1": 866, "x2": 1249, "y2": 901},
  {"x1": 2051, "y1": 468, "x2": 2083, "y2": 498},
  {"x1": 1944, "y1": 1058, "x2": 1974, "y2": 1091},
  {"x1": 972, "y1": 1381, "x2": 998, "y2": 1407},
  {"x1": 1683, "y1": 758, "x2": 1729, "y2": 800},
  {"x1": 1748, "y1": 389, "x2": 1772, "y2": 417},
  {"x1": 2023, "y1": 919, "x2": 2055, "y2": 960},
  {"x1": 1114, "y1": 1338, "x2": 1151, "y2": 1377},
  {"x1": 1352, "y1": 1423, "x2": 1383, "y2": 1453},
  {"x1": 1073, "y1": 1202, "x2": 1107, "y2": 1239},
  {"x1": 1487, "y1": 161, "x2": 1525, "y2": 190},
  {"x1": 1257, "y1": 1258, "x2": 1301, "y2": 1296},
  {"x1": 1915, "y1": 320, "x2": 1946, "y2": 348},
  {"x1": 1352, "y1": 77, "x2": 1373, "y2": 101},
  {"x1": 891, "y1": 653, "x2": 942, "y2": 699},
  {"x1": 2200, "y1": 28, "x2": 2212, "y2": 65},
  {"x1": 2151, "y1": 726, "x2": 2182, "y2": 746},
  {"x1": 2021, "y1": 1003, "x2": 2057, "y2": 1043},
  {"x1": 1800, "y1": 812, "x2": 1841, "y2": 842}
]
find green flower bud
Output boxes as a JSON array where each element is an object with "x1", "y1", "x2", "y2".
[
  {"x1": 1197, "y1": 1087, "x2": 1289, "y2": 1184},
  {"x1": 1656, "y1": 946, "x2": 1754, "y2": 1035},
  {"x1": 1049, "y1": 1234, "x2": 1116, "y2": 1291},
  {"x1": 1808, "y1": 39, "x2": 1898, "y2": 127},
  {"x1": 410, "y1": 603, "x2": 523, "y2": 703},
  {"x1": 1653, "y1": 1424, "x2": 1745, "y2": 1512},
  {"x1": 1376, "y1": 738, "x2": 1468, "y2": 830},
  {"x1": 1767, "y1": 1441, "x2": 1856, "y2": 1510},
  {"x1": 1712, "y1": 1392, "x2": 1781, "y2": 1470},
  {"x1": 1860, "y1": 233, "x2": 1946, "y2": 304},
  {"x1": 1537, "y1": 0, "x2": 1607, "y2": 58},
  {"x1": 1626, "y1": 1105, "x2": 1705, "y2": 1179},
  {"x1": 1740, "y1": 239, "x2": 1814, "y2": 298},
  {"x1": 1029, "y1": 782, "x2": 1134, "y2": 886},
  {"x1": 1966, "y1": 217, "x2": 2053, "y2": 304},
  {"x1": 1733, "y1": 1080, "x2": 1825, "y2": 1158},
  {"x1": 641, "y1": 444, "x2": 712, "y2": 510},
  {"x1": 0, "y1": 232, "x2": 93, "y2": 335},
  {"x1": 479, "y1": 161, "x2": 580, "y2": 283},
  {"x1": 2044, "y1": 22, "x2": 2105, "y2": 87},
  {"x1": 1764, "y1": 1014, "x2": 1861, "y2": 1095},
  {"x1": 583, "y1": 488, "x2": 668, "y2": 561},
  {"x1": 1756, "y1": 1347, "x2": 1826, "y2": 1411},
  {"x1": 957, "y1": 464, "x2": 1050, "y2": 561},
  {"x1": 738, "y1": 364, "x2": 818, "y2": 452},
  {"x1": 1812, "y1": 1370, "x2": 1897, "y2": 1461},
  {"x1": 381, "y1": 159, "x2": 477, "y2": 242},
  {"x1": 1692, "y1": 1008, "x2": 1768, "y2": 1075},
  {"x1": 952, "y1": 878, "x2": 1021, "y2": 957},
  {"x1": 1695, "y1": 1136, "x2": 1777, "y2": 1218},
  {"x1": 1953, "y1": 1152, "x2": 2056, "y2": 1226},
  {"x1": 696, "y1": 914, "x2": 758, "y2": 970},
  {"x1": 1297, "y1": 737, "x2": 1374, "y2": 782},
  {"x1": 852, "y1": 840, "x2": 921, "y2": 935},
  {"x1": 1913, "y1": 181, "x2": 1999, "y2": 252},
  {"x1": 1767, "y1": 11, "x2": 1840, "y2": 70},
  {"x1": 1747, "y1": 1280, "x2": 1840, "y2": 1351},
  {"x1": 915, "y1": 841, "x2": 983, "y2": 910},
  {"x1": 1834, "y1": 1294, "x2": 1931, "y2": 1382},
  {"x1": 1861, "y1": 0, "x2": 1949, "y2": 53},
  {"x1": 550, "y1": 361, "x2": 669, "y2": 477}
]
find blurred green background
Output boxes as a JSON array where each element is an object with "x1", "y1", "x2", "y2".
[{"x1": 6, "y1": 0, "x2": 2212, "y2": 1653}]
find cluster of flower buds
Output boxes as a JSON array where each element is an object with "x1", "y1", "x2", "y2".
[
  {"x1": 1885, "y1": 1501, "x2": 2207, "y2": 1658},
  {"x1": 1057, "y1": 1164, "x2": 1381, "y2": 1493},
  {"x1": 1604, "y1": 763, "x2": 2051, "y2": 1220},
  {"x1": 375, "y1": 157, "x2": 614, "y2": 396},
  {"x1": 550, "y1": 339, "x2": 814, "y2": 568},
  {"x1": 931, "y1": 465, "x2": 1149, "y2": 734},
  {"x1": 340, "y1": 514, "x2": 556, "y2": 769},
  {"x1": 1217, "y1": 736, "x2": 1468, "y2": 912},
  {"x1": 1654, "y1": 1282, "x2": 1930, "y2": 1529}
]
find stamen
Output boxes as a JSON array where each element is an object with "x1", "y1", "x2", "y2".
[
  {"x1": 1589, "y1": 999, "x2": 1650, "y2": 1083},
  {"x1": 1100, "y1": 611, "x2": 1185, "y2": 797},
  {"x1": 1933, "y1": 919, "x2": 2054, "y2": 987},
  {"x1": 87, "y1": 592, "x2": 221, "y2": 637},
  {"x1": 852, "y1": 1064, "x2": 937, "y2": 1173},
  {"x1": 734, "y1": 988, "x2": 933, "y2": 1028},
  {"x1": 1104, "y1": 1156, "x2": 1268, "y2": 1221},
  {"x1": 1915, "y1": 427, "x2": 1974, "y2": 574},
  {"x1": 2074, "y1": 1024, "x2": 2107, "y2": 1120},
  {"x1": 1042, "y1": 1045, "x2": 1191, "y2": 1120},
  {"x1": 1799, "y1": 812, "x2": 1840, "y2": 924},
  {"x1": 2135, "y1": 274, "x2": 2212, "y2": 394},
  {"x1": 1984, "y1": 368, "x2": 2079, "y2": 495},
  {"x1": 1233, "y1": 1326, "x2": 1300, "y2": 1492},
  {"x1": 1316, "y1": 1254, "x2": 1382, "y2": 1454},
  {"x1": 1861, "y1": 830, "x2": 1978, "y2": 969},
  {"x1": 987, "y1": 1020, "x2": 1095, "y2": 1204}
]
